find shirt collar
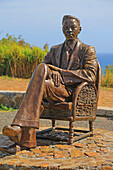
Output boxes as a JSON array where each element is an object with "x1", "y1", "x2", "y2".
[{"x1": 65, "y1": 39, "x2": 78, "y2": 50}]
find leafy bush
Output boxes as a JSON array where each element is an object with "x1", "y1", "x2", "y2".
[
  {"x1": 101, "y1": 65, "x2": 113, "y2": 88},
  {"x1": 0, "y1": 104, "x2": 14, "y2": 111},
  {"x1": 0, "y1": 34, "x2": 48, "y2": 78}
]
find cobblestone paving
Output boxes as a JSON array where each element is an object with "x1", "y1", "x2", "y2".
[{"x1": 0, "y1": 127, "x2": 113, "y2": 170}]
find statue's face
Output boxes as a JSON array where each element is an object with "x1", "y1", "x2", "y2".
[{"x1": 62, "y1": 19, "x2": 80, "y2": 40}]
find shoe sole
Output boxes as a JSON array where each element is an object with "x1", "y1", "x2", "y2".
[{"x1": 2, "y1": 144, "x2": 21, "y2": 154}]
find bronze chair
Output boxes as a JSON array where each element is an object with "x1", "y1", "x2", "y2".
[{"x1": 37, "y1": 62, "x2": 101, "y2": 144}]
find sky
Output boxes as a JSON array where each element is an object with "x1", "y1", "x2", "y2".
[{"x1": 0, "y1": 0, "x2": 113, "y2": 54}]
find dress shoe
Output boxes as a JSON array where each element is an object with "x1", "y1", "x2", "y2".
[
  {"x1": 1, "y1": 143, "x2": 21, "y2": 154},
  {"x1": 2, "y1": 125, "x2": 22, "y2": 137}
]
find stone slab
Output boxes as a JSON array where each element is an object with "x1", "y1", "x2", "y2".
[{"x1": 0, "y1": 90, "x2": 113, "y2": 116}]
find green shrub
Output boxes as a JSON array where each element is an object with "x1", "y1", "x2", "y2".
[
  {"x1": 0, "y1": 34, "x2": 47, "y2": 78},
  {"x1": 0, "y1": 104, "x2": 14, "y2": 111},
  {"x1": 101, "y1": 65, "x2": 113, "y2": 88}
]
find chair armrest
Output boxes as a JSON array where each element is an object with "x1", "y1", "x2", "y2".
[{"x1": 72, "y1": 82, "x2": 97, "y2": 121}]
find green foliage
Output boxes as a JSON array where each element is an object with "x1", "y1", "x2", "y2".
[
  {"x1": 101, "y1": 65, "x2": 113, "y2": 88},
  {"x1": 0, "y1": 34, "x2": 47, "y2": 78},
  {"x1": 0, "y1": 104, "x2": 15, "y2": 111},
  {"x1": 43, "y1": 43, "x2": 49, "y2": 53}
]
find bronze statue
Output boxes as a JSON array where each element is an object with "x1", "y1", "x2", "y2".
[{"x1": 2, "y1": 15, "x2": 98, "y2": 153}]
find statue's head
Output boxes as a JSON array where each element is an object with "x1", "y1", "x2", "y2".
[{"x1": 62, "y1": 15, "x2": 81, "y2": 41}]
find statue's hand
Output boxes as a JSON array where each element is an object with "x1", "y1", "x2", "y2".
[{"x1": 52, "y1": 71, "x2": 64, "y2": 87}]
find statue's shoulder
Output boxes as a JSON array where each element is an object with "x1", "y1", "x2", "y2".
[
  {"x1": 81, "y1": 41, "x2": 95, "y2": 53},
  {"x1": 50, "y1": 43, "x2": 63, "y2": 50}
]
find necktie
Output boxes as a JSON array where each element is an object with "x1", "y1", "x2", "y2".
[{"x1": 65, "y1": 45, "x2": 72, "y2": 64}]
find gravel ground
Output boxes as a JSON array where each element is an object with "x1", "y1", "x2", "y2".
[{"x1": 0, "y1": 111, "x2": 113, "y2": 132}]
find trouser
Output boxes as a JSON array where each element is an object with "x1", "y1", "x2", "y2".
[{"x1": 12, "y1": 63, "x2": 69, "y2": 129}]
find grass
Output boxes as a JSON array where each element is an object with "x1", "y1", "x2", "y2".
[
  {"x1": 100, "y1": 86, "x2": 113, "y2": 92},
  {"x1": 0, "y1": 75, "x2": 30, "y2": 81},
  {"x1": 0, "y1": 104, "x2": 17, "y2": 112}
]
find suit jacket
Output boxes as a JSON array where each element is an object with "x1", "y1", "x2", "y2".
[{"x1": 43, "y1": 38, "x2": 99, "y2": 87}]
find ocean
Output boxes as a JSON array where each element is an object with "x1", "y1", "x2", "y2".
[{"x1": 97, "y1": 53, "x2": 113, "y2": 70}]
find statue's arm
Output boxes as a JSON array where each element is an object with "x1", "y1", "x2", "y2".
[
  {"x1": 42, "y1": 48, "x2": 62, "y2": 72},
  {"x1": 42, "y1": 48, "x2": 52, "y2": 64},
  {"x1": 61, "y1": 46, "x2": 98, "y2": 85}
]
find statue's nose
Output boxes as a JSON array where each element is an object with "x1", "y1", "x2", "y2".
[{"x1": 69, "y1": 28, "x2": 72, "y2": 31}]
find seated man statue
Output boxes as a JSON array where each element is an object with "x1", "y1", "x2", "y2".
[{"x1": 2, "y1": 15, "x2": 98, "y2": 152}]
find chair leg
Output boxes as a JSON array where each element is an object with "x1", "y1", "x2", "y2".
[
  {"x1": 89, "y1": 121, "x2": 94, "y2": 136},
  {"x1": 69, "y1": 120, "x2": 74, "y2": 145},
  {"x1": 52, "y1": 120, "x2": 55, "y2": 130}
]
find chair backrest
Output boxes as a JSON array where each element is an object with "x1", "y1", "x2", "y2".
[{"x1": 95, "y1": 60, "x2": 101, "y2": 98}]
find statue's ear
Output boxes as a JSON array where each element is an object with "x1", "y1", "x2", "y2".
[{"x1": 78, "y1": 26, "x2": 82, "y2": 34}]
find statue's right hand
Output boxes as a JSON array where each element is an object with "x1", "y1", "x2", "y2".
[{"x1": 51, "y1": 71, "x2": 63, "y2": 87}]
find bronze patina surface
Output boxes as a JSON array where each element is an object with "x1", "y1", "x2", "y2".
[{"x1": 2, "y1": 15, "x2": 100, "y2": 152}]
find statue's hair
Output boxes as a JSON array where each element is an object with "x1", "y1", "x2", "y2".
[{"x1": 62, "y1": 15, "x2": 80, "y2": 26}]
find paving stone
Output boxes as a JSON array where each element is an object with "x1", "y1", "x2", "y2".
[
  {"x1": 70, "y1": 148, "x2": 85, "y2": 158},
  {"x1": 96, "y1": 160, "x2": 106, "y2": 166},
  {"x1": 100, "y1": 148, "x2": 109, "y2": 153},
  {"x1": 40, "y1": 146, "x2": 49, "y2": 149},
  {"x1": 109, "y1": 144, "x2": 113, "y2": 148},
  {"x1": 76, "y1": 163, "x2": 89, "y2": 169},
  {"x1": 77, "y1": 157, "x2": 93, "y2": 162},
  {"x1": 59, "y1": 161, "x2": 79, "y2": 170},
  {"x1": 16, "y1": 150, "x2": 31, "y2": 155},
  {"x1": 59, "y1": 165, "x2": 73, "y2": 170},
  {"x1": 16, "y1": 159, "x2": 31, "y2": 167},
  {"x1": 16, "y1": 162, "x2": 30, "y2": 168},
  {"x1": 103, "y1": 138, "x2": 113, "y2": 142},
  {"x1": 84, "y1": 151, "x2": 100, "y2": 157},
  {"x1": 55, "y1": 144, "x2": 74, "y2": 150},
  {"x1": 17, "y1": 151, "x2": 35, "y2": 158},
  {"x1": 94, "y1": 155, "x2": 104, "y2": 160},
  {"x1": 78, "y1": 148, "x2": 87, "y2": 152},
  {"x1": 30, "y1": 148, "x2": 41, "y2": 154},
  {"x1": 96, "y1": 141, "x2": 108, "y2": 145},
  {"x1": 0, "y1": 160, "x2": 6, "y2": 166},
  {"x1": 40, "y1": 162, "x2": 50, "y2": 168},
  {"x1": 40, "y1": 146, "x2": 54, "y2": 153},
  {"x1": 88, "y1": 161, "x2": 97, "y2": 167},
  {"x1": 45, "y1": 155, "x2": 53, "y2": 159},
  {"x1": 101, "y1": 166, "x2": 113, "y2": 170},
  {"x1": 59, "y1": 161, "x2": 77, "y2": 168},
  {"x1": 5, "y1": 159, "x2": 19, "y2": 166},
  {"x1": 88, "y1": 143, "x2": 97, "y2": 148},
  {"x1": 74, "y1": 143, "x2": 86, "y2": 148},
  {"x1": 23, "y1": 161, "x2": 40, "y2": 168},
  {"x1": 97, "y1": 144, "x2": 107, "y2": 147},
  {"x1": 54, "y1": 150, "x2": 69, "y2": 159},
  {"x1": 102, "y1": 162, "x2": 113, "y2": 167},
  {"x1": 83, "y1": 139, "x2": 95, "y2": 144},
  {"x1": 87, "y1": 147, "x2": 100, "y2": 152},
  {"x1": 48, "y1": 166, "x2": 59, "y2": 170},
  {"x1": 36, "y1": 152, "x2": 53, "y2": 159},
  {"x1": 36, "y1": 152, "x2": 46, "y2": 158}
]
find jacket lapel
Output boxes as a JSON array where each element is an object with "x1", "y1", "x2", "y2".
[
  {"x1": 67, "y1": 40, "x2": 81, "y2": 70},
  {"x1": 55, "y1": 43, "x2": 64, "y2": 67}
]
